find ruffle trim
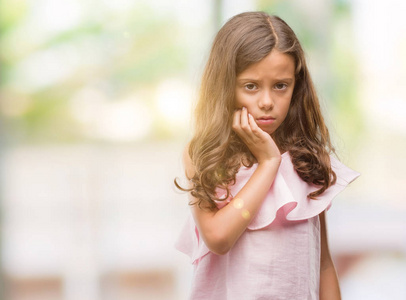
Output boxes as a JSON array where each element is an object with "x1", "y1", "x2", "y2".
[
  {"x1": 175, "y1": 152, "x2": 360, "y2": 264},
  {"x1": 174, "y1": 214, "x2": 211, "y2": 265}
]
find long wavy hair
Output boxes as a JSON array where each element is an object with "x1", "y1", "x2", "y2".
[{"x1": 176, "y1": 12, "x2": 336, "y2": 210}]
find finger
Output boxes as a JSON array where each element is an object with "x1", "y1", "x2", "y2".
[
  {"x1": 248, "y1": 113, "x2": 272, "y2": 143},
  {"x1": 248, "y1": 113, "x2": 262, "y2": 134},
  {"x1": 240, "y1": 107, "x2": 250, "y2": 132},
  {"x1": 232, "y1": 109, "x2": 242, "y2": 132}
]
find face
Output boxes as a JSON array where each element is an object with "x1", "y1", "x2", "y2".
[{"x1": 235, "y1": 49, "x2": 295, "y2": 135}]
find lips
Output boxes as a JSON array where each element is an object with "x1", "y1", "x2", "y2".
[{"x1": 256, "y1": 116, "x2": 275, "y2": 125}]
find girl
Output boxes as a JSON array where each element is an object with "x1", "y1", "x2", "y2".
[{"x1": 175, "y1": 12, "x2": 359, "y2": 300}]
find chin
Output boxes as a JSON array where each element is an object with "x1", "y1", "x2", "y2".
[
  {"x1": 263, "y1": 129, "x2": 275, "y2": 135},
  {"x1": 259, "y1": 126, "x2": 276, "y2": 136}
]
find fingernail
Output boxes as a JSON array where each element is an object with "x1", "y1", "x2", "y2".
[
  {"x1": 248, "y1": 113, "x2": 252, "y2": 118},
  {"x1": 242, "y1": 107, "x2": 246, "y2": 110}
]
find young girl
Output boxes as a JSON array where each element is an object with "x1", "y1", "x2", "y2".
[{"x1": 175, "y1": 12, "x2": 359, "y2": 300}]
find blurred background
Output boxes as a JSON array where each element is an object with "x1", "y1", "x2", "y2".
[{"x1": 0, "y1": 0, "x2": 405, "y2": 299}]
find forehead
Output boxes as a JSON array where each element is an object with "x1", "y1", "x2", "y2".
[{"x1": 237, "y1": 50, "x2": 295, "y2": 80}]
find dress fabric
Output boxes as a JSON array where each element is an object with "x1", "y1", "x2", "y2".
[{"x1": 175, "y1": 152, "x2": 360, "y2": 300}]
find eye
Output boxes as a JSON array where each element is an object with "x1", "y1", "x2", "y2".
[
  {"x1": 244, "y1": 83, "x2": 257, "y2": 91},
  {"x1": 274, "y1": 83, "x2": 287, "y2": 90}
]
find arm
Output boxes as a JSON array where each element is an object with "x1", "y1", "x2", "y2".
[
  {"x1": 319, "y1": 211, "x2": 341, "y2": 300},
  {"x1": 184, "y1": 107, "x2": 281, "y2": 255}
]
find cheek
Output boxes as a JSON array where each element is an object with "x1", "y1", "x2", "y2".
[
  {"x1": 282, "y1": 103, "x2": 291, "y2": 118},
  {"x1": 234, "y1": 92, "x2": 247, "y2": 108},
  {"x1": 279, "y1": 97, "x2": 292, "y2": 118}
]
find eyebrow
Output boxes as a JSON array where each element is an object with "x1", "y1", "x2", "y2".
[{"x1": 237, "y1": 77, "x2": 294, "y2": 82}]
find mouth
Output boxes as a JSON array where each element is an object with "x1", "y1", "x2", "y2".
[{"x1": 256, "y1": 116, "x2": 275, "y2": 125}]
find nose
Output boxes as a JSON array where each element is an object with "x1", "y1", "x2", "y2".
[{"x1": 259, "y1": 89, "x2": 274, "y2": 110}]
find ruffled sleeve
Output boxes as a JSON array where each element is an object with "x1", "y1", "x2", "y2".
[
  {"x1": 175, "y1": 152, "x2": 360, "y2": 263},
  {"x1": 240, "y1": 152, "x2": 360, "y2": 229},
  {"x1": 174, "y1": 214, "x2": 211, "y2": 265}
]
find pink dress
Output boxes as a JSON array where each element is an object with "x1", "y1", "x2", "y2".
[{"x1": 175, "y1": 152, "x2": 360, "y2": 300}]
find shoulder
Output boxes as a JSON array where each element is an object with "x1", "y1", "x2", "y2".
[{"x1": 182, "y1": 142, "x2": 195, "y2": 180}]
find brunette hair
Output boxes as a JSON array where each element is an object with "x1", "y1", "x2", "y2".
[{"x1": 176, "y1": 12, "x2": 336, "y2": 210}]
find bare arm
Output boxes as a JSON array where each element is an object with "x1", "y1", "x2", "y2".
[
  {"x1": 319, "y1": 211, "x2": 341, "y2": 300},
  {"x1": 184, "y1": 107, "x2": 281, "y2": 255}
]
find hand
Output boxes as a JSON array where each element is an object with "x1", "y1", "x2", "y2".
[{"x1": 232, "y1": 107, "x2": 281, "y2": 164}]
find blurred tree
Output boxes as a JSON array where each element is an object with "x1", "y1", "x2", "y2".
[{"x1": 0, "y1": 2, "x2": 188, "y2": 143}]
